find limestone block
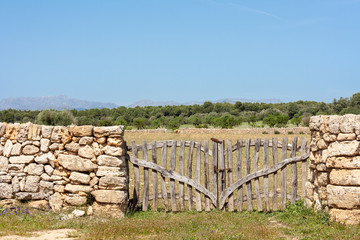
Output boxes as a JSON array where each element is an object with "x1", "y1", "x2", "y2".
[
  {"x1": 0, "y1": 145, "x2": 3, "y2": 155},
  {"x1": 97, "y1": 155, "x2": 124, "y2": 167},
  {"x1": 316, "y1": 163, "x2": 327, "y2": 171},
  {"x1": 330, "y1": 209, "x2": 360, "y2": 225},
  {"x1": 15, "y1": 192, "x2": 32, "y2": 201},
  {"x1": 0, "y1": 183, "x2": 12, "y2": 199},
  {"x1": 107, "y1": 137, "x2": 124, "y2": 147},
  {"x1": 17, "y1": 123, "x2": 30, "y2": 143},
  {"x1": 72, "y1": 125, "x2": 93, "y2": 137},
  {"x1": 44, "y1": 165, "x2": 54, "y2": 175},
  {"x1": 320, "y1": 115, "x2": 330, "y2": 133},
  {"x1": 79, "y1": 137, "x2": 93, "y2": 145},
  {"x1": 9, "y1": 155, "x2": 34, "y2": 164},
  {"x1": 8, "y1": 164, "x2": 25, "y2": 173},
  {"x1": 329, "y1": 115, "x2": 340, "y2": 134},
  {"x1": 49, "y1": 192, "x2": 63, "y2": 211},
  {"x1": 24, "y1": 175, "x2": 41, "y2": 192},
  {"x1": 323, "y1": 133, "x2": 337, "y2": 142},
  {"x1": 355, "y1": 115, "x2": 360, "y2": 135},
  {"x1": 0, "y1": 123, "x2": 6, "y2": 137},
  {"x1": 91, "y1": 190, "x2": 127, "y2": 204},
  {"x1": 96, "y1": 166, "x2": 125, "y2": 177},
  {"x1": 318, "y1": 186, "x2": 327, "y2": 200},
  {"x1": 65, "y1": 184, "x2": 91, "y2": 193},
  {"x1": 53, "y1": 168, "x2": 70, "y2": 177},
  {"x1": 337, "y1": 133, "x2": 356, "y2": 141},
  {"x1": 58, "y1": 154, "x2": 97, "y2": 172},
  {"x1": 3, "y1": 140, "x2": 13, "y2": 157},
  {"x1": 90, "y1": 176, "x2": 99, "y2": 187},
  {"x1": 5, "y1": 123, "x2": 20, "y2": 141},
  {"x1": 330, "y1": 169, "x2": 360, "y2": 185},
  {"x1": 61, "y1": 128, "x2": 72, "y2": 144},
  {"x1": 78, "y1": 145, "x2": 95, "y2": 159},
  {"x1": 99, "y1": 176, "x2": 127, "y2": 190},
  {"x1": 25, "y1": 163, "x2": 44, "y2": 176},
  {"x1": 40, "y1": 173, "x2": 62, "y2": 181},
  {"x1": 41, "y1": 126, "x2": 53, "y2": 139},
  {"x1": 39, "y1": 180, "x2": 54, "y2": 194},
  {"x1": 54, "y1": 185, "x2": 65, "y2": 193},
  {"x1": 94, "y1": 126, "x2": 124, "y2": 138},
  {"x1": 19, "y1": 177, "x2": 25, "y2": 191},
  {"x1": 28, "y1": 200, "x2": 50, "y2": 210},
  {"x1": 103, "y1": 146, "x2": 123, "y2": 157},
  {"x1": 316, "y1": 172, "x2": 329, "y2": 186},
  {"x1": 51, "y1": 126, "x2": 66, "y2": 143},
  {"x1": 309, "y1": 116, "x2": 322, "y2": 131},
  {"x1": 10, "y1": 143, "x2": 21, "y2": 156},
  {"x1": 328, "y1": 141, "x2": 360, "y2": 157},
  {"x1": 95, "y1": 137, "x2": 107, "y2": 144},
  {"x1": 40, "y1": 139, "x2": 50, "y2": 152},
  {"x1": 22, "y1": 145, "x2": 40, "y2": 155},
  {"x1": 92, "y1": 201, "x2": 126, "y2": 218},
  {"x1": 340, "y1": 114, "x2": 356, "y2": 133},
  {"x1": 327, "y1": 185, "x2": 360, "y2": 209},
  {"x1": 69, "y1": 172, "x2": 91, "y2": 185},
  {"x1": 92, "y1": 142, "x2": 102, "y2": 156},
  {"x1": 49, "y1": 143, "x2": 59, "y2": 151},
  {"x1": 65, "y1": 195, "x2": 87, "y2": 206},
  {"x1": 317, "y1": 139, "x2": 327, "y2": 150},
  {"x1": 35, "y1": 153, "x2": 49, "y2": 164},
  {"x1": 11, "y1": 176, "x2": 20, "y2": 192},
  {"x1": 65, "y1": 142, "x2": 80, "y2": 153},
  {"x1": 327, "y1": 156, "x2": 360, "y2": 169},
  {"x1": 28, "y1": 124, "x2": 42, "y2": 141},
  {"x1": 0, "y1": 175, "x2": 11, "y2": 183},
  {"x1": 0, "y1": 156, "x2": 8, "y2": 172}
]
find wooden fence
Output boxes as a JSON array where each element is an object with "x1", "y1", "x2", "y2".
[{"x1": 127, "y1": 137, "x2": 309, "y2": 212}]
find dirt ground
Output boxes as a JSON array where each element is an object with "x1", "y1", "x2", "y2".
[{"x1": 0, "y1": 229, "x2": 77, "y2": 240}]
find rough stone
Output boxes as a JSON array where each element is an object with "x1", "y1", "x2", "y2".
[
  {"x1": 97, "y1": 155, "x2": 124, "y2": 167},
  {"x1": 39, "y1": 180, "x2": 54, "y2": 194},
  {"x1": 330, "y1": 209, "x2": 360, "y2": 225},
  {"x1": 90, "y1": 176, "x2": 99, "y2": 187},
  {"x1": 328, "y1": 141, "x2": 360, "y2": 157},
  {"x1": 107, "y1": 137, "x2": 123, "y2": 147},
  {"x1": 51, "y1": 126, "x2": 66, "y2": 143},
  {"x1": 317, "y1": 139, "x2": 327, "y2": 150},
  {"x1": 69, "y1": 172, "x2": 90, "y2": 184},
  {"x1": 65, "y1": 142, "x2": 80, "y2": 153},
  {"x1": 79, "y1": 137, "x2": 93, "y2": 145},
  {"x1": 0, "y1": 175, "x2": 12, "y2": 183},
  {"x1": 49, "y1": 143, "x2": 59, "y2": 151},
  {"x1": 340, "y1": 114, "x2": 356, "y2": 133},
  {"x1": 0, "y1": 123, "x2": 6, "y2": 137},
  {"x1": 0, "y1": 156, "x2": 8, "y2": 172},
  {"x1": 41, "y1": 126, "x2": 53, "y2": 139},
  {"x1": 65, "y1": 195, "x2": 87, "y2": 206},
  {"x1": 327, "y1": 156, "x2": 360, "y2": 169},
  {"x1": 58, "y1": 154, "x2": 97, "y2": 172},
  {"x1": 8, "y1": 164, "x2": 25, "y2": 173},
  {"x1": 92, "y1": 142, "x2": 102, "y2": 156},
  {"x1": 5, "y1": 123, "x2": 20, "y2": 141},
  {"x1": 328, "y1": 115, "x2": 340, "y2": 134},
  {"x1": 99, "y1": 176, "x2": 128, "y2": 190},
  {"x1": 53, "y1": 169, "x2": 70, "y2": 177},
  {"x1": 9, "y1": 155, "x2": 34, "y2": 164},
  {"x1": 78, "y1": 145, "x2": 95, "y2": 159},
  {"x1": 96, "y1": 166, "x2": 125, "y2": 177},
  {"x1": 54, "y1": 185, "x2": 65, "y2": 193},
  {"x1": 72, "y1": 125, "x2": 93, "y2": 137},
  {"x1": 0, "y1": 183, "x2": 13, "y2": 199},
  {"x1": 64, "y1": 184, "x2": 91, "y2": 193},
  {"x1": 40, "y1": 138, "x2": 50, "y2": 152},
  {"x1": 316, "y1": 172, "x2": 329, "y2": 186},
  {"x1": 327, "y1": 185, "x2": 360, "y2": 209},
  {"x1": 49, "y1": 192, "x2": 63, "y2": 211},
  {"x1": 95, "y1": 137, "x2": 107, "y2": 144},
  {"x1": 0, "y1": 199, "x2": 21, "y2": 208},
  {"x1": 17, "y1": 123, "x2": 30, "y2": 143},
  {"x1": 28, "y1": 200, "x2": 50, "y2": 210},
  {"x1": 22, "y1": 145, "x2": 40, "y2": 155},
  {"x1": 94, "y1": 126, "x2": 124, "y2": 138},
  {"x1": 330, "y1": 169, "x2": 360, "y2": 186},
  {"x1": 323, "y1": 133, "x2": 337, "y2": 142},
  {"x1": 103, "y1": 146, "x2": 123, "y2": 157},
  {"x1": 44, "y1": 165, "x2": 54, "y2": 175},
  {"x1": 316, "y1": 163, "x2": 327, "y2": 171},
  {"x1": 92, "y1": 201, "x2": 126, "y2": 218},
  {"x1": 25, "y1": 163, "x2": 44, "y2": 176},
  {"x1": 91, "y1": 190, "x2": 127, "y2": 204},
  {"x1": 11, "y1": 176, "x2": 20, "y2": 192},
  {"x1": 24, "y1": 175, "x2": 41, "y2": 192},
  {"x1": 309, "y1": 116, "x2": 322, "y2": 131},
  {"x1": 3, "y1": 140, "x2": 13, "y2": 157},
  {"x1": 355, "y1": 115, "x2": 360, "y2": 135},
  {"x1": 337, "y1": 133, "x2": 356, "y2": 141},
  {"x1": 10, "y1": 143, "x2": 21, "y2": 156},
  {"x1": 28, "y1": 124, "x2": 42, "y2": 141}
]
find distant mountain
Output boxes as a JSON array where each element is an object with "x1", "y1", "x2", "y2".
[
  {"x1": 128, "y1": 100, "x2": 181, "y2": 108},
  {"x1": 0, "y1": 95, "x2": 118, "y2": 111}
]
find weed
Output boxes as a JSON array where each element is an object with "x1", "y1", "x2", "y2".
[
  {"x1": 274, "y1": 130, "x2": 280, "y2": 134},
  {"x1": 262, "y1": 131, "x2": 268, "y2": 134},
  {"x1": 287, "y1": 131, "x2": 294, "y2": 134}
]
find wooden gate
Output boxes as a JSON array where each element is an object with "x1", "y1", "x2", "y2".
[{"x1": 127, "y1": 137, "x2": 309, "y2": 212}]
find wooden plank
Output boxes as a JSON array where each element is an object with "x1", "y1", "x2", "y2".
[
  {"x1": 219, "y1": 140, "x2": 226, "y2": 210},
  {"x1": 170, "y1": 140, "x2": 177, "y2": 211},
  {"x1": 263, "y1": 138, "x2": 270, "y2": 211},
  {"x1": 152, "y1": 141, "x2": 158, "y2": 211},
  {"x1": 161, "y1": 141, "x2": 169, "y2": 211},
  {"x1": 227, "y1": 140, "x2": 234, "y2": 212},
  {"x1": 272, "y1": 138, "x2": 278, "y2": 211},
  {"x1": 204, "y1": 140, "x2": 210, "y2": 212},
  {"x1": 291, "y1": 137, "x2": 298, "y2": 204},
  {"x1": 301, "y1": 137, "x2": 307, "y2": 199},
  {"x1": 245, "y1": 139, "x2": 253, "y2": 211},
  {"x1": 179, "y1": 140, "x2": 185, "y2": 211},
  {"x1": 254, "y1": 138, "x2": 262, "y2": 211},
  {"x1": 142, "y1": 141, "x2": 149, "y2": 211},
  {"x1": 187, "y1": 140, "x2": 195, "y2": 210},
  {"x1": 236, "y1": 140, "x2": 243, "y2": 211},
  {"x1": 212, "y1": 141, "x2": 218, "y2": 209},
  {"x1": 195, "y1": 141, "x2": 202, "y2": 211},
  {"x1": 281, "y1": 137, "x2": 288, "y2": 210},
  {"x1": 132, "y1": 141, "x2": 140, "y2": 208}
]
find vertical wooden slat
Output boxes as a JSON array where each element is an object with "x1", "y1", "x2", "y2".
[
  {"x1": 218, "y1": 140, "x2": 226, "y2": 210},
  {"x1": 227, "y1": 140, "x2": 234, "y2": 212},
  {"x1": 245, "y1": 139, "x2": 253, "y2": 211},
  {"x1": 204, "y1": 140, "x2": 210, "y2": 211},
  {"x1": 161, "y1": 141, "x2": 169, "y2": 211},
  {"x1": 151, "y1": 141, "x2": 158, "y2": 211},
  {"x1": 132, "y1": 141, "x2": 140, "y2": 208},
  {"x1": 195, "y1": 141, "x2": 202, "y2": 211},
  {"x1": 254, "y1": 139, "x2": 262, "y2": 211},
  {"x1": 263, "y1": 138, "x2": 270, "y2": 211},
  {"x1": 272, "y1": 138, "x2": 278, "y2": 211},
  {"x1": 212, "y1": 141, "x2": 218, "y2": 209},
  {"x1": 179, "y1": 140, "x2": 185, "y2": 211},
  {"x1": 236, "y1": 140, "x2": 243, "y2": 211},
  {"x1": 301, "y1": 137, "x2": 307, "y2": 199},
  {"x1": 291, "y1": 137, "x2": 298, "y2": 204},
  {"x1": 142, "y1": 141, "x2": 149, "y2": 211},
  {"x1": 170, "y1": 140, "x2": 177, "y2": 211},
  {"x1": 187, "y1": 140, "x2": 195, "y2": 210},
  {"x1": 281, "y1": 137, "x2": 288, "y2": 210}
]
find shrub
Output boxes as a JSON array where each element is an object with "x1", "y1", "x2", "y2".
[
  {"x1": 274, "y1": 130, "x2": 280, "y2": 134},
  {"x1": 288, "y1": 131, "x2": 294, "y2": 134},
  {"x1": 262, "y1": 131, "x2": 268, "y2": 134}
]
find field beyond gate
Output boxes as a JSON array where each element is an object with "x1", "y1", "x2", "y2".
[{"x1": 127, "y1": 137, "x2": 309, "y2": 212}]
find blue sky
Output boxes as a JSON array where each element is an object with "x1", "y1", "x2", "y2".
[{"x1": 1, "y1": 0, "x2": 359, "y2": 106}]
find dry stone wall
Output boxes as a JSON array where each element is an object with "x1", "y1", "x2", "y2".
[
  {"x1": 306, "y1": 114, "x2": 360, "y2": 224},
  {"x1": 0, "y1": 123, "x2": 128, "y2": 218}
]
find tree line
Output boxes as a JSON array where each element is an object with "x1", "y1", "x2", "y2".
[{"x1": 0, "y1": 92, "x2": 359, "y2": 130}]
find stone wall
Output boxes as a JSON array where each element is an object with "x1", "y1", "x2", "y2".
[
  {"x1": 306, "y1": 114, "x2": 360, "y2": 224},
  {"x1": 0, "y1": 123, "x2": 128, "y2": 218}
]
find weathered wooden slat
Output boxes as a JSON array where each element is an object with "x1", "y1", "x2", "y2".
[
  {"x1": 204, "y1": 140, "x2": 210, "y2": 211},
  {"x1": 212, "y1": 141, "x2": 218, "y2": 209},
  {"x1": 281, "y1": 137, "x2": 288, "y2": 210},
  {"x1": 227, "y1": 140, "x2": 234, "y2": 212},
  {"x1": 301, "y1": 137, "x2": 307, "y2": 199},
  {"x1": 218, "y1": 151, "x2": 310, "y2": 209},
  {"x1": 142, "y1": 141, "x2": 149, "y2": 211},
  {"x1": 161, "y1": 141, "x2": 169, "y2": 211},
  {"x1": 170, "y1": 140, "x2": 177, "y2": 211},
  {"x1": 272, "y1": 138, "x2": 278, "y2": 211},
  {"x1": 263, "y1": 138, "x2": 270, "y2": 211},
  {"x1": 132, "y1": 141, "x2": 140, "y2": 208},
  {"x1": 195, "y1": 141, "x2": 202, "y2": 211},
  {"x1": 254, "y1": 139, "x2": 263, "y2": 211},
  {"x1": 187, "y1": 140, "x2": 195, "y2": 210},
  {"x1": 129, "y1": 156, "x2": 218, "y2": 206},
  {"x1": 179, "y1": 140, "x2": 185, "y2": 211},
  {"x1": 245, "y1": 139, "x2": 253, "y2": 211},
  {"x1": 152, "y1": 141, "x2": 158, "y2": 211},
  {"x1": 291, "y1": 137, "x2": 298, "y2": 204},
  {"x1": 236, "y1": 140, "x2": 243, "y2": 211},
  {"x1": 219, "y1": 140, "x2": 226, "y2": 210}
]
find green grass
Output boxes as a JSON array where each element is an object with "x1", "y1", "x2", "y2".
[{"x1": 1, "y1": 201, "x2": 360, "y2": 240}]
